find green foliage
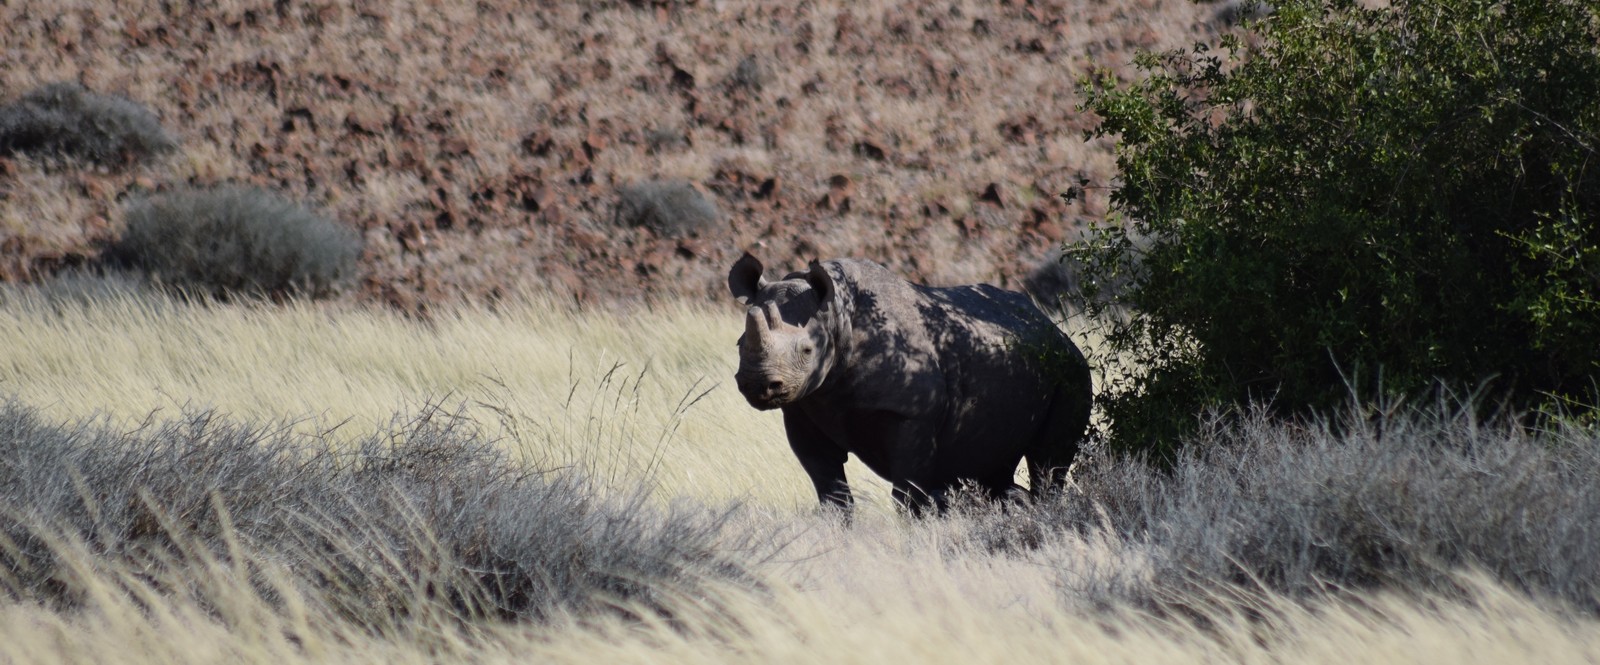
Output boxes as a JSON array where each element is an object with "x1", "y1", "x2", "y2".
[
  {"x1": 0, "y1": 82, "x2": 176, "y2": 167},
  {"x1": 116, "y1": 186, "x2": 362, "y2": 299},
  {"x1": 1071, "y1": 0, "x2": 1600, "y2": 457}
]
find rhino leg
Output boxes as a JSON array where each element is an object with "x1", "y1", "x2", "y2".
[
  {"x1": 1025, "y1": 383, "x2": 1091, "y2": 499},
  {"x1": 881, "y1": 419, "x2": 946, "y2": 517},
  {"x1": 783, "y1": 409, "x2": 853, "y2": 515}
]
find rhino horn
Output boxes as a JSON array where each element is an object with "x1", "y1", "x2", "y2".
[
  {"x1": 763, "y1": 302, "x2": 783, "y2": 331},
  {"x1": 745, "y1": 306, "x2": 772, "y2": 344}
]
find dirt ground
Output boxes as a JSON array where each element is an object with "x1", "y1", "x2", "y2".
[{"x1": 0, "y1": 0, "x2": 1236, "y2": 313}]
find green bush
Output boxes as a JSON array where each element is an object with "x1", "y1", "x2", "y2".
[
  {"x1": 0, "y1": 82, "x2": 176, "y2": 167},
  {"x1": 116, "y1": 186, "x2": 362, "y2": 299},
  {"x1": 1070, "y1": 0, "x2": 1600, "y2": 457}
]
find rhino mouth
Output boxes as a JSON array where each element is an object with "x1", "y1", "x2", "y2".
[
  {"x1": 743, "y1": 393, "x2": 788, "y2": 410},
  {"x1": 746, "y1": 397, "x2": 783, "y2": 410},
  {"x1": 736, "y1": 373, "x2": 794, "y2": 410},
  {"x1": 738, "y1": 386, "x2": 790, "y2": 410}
]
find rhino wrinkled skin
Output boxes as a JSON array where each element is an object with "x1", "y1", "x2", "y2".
[{"x1": 728, "y1": 252, "x2": 1092, "y2": 516}]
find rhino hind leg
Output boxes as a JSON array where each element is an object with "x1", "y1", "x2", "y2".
[{"x1": 1024, "y1": 384, "x2": 1091, "y2": 499}]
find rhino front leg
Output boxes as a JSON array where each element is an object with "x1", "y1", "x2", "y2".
[
  {"x1": 783, "y1": 409, "x2": 853, "y2": 515},
  {"x1": 882, "y1": 418, "x2": 944, "y2": 517}
]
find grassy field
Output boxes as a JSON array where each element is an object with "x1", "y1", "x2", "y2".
[
  {"x1": 0, "y1": 277, "x2": 862, "y2": 507},
  {"x1": 3, "y1": 281, "x2": 1599, "y2": 663}
]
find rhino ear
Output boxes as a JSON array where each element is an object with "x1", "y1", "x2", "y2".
[
  {"x1": 729, "y1": 252, "x2": 767, "y2": 305},
  {"x1": 807, "y1": 260, "x2": 837, "y2": 308}
]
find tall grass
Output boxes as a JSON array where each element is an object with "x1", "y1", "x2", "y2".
[
  {"x1": 0, "y1": 399, "x2": 755, "y2": 626},
  {"x1": 0, "y1": 277, "x2": 871, "y2": 506},
  {"x1": 3, "y1": 280, "x2": 1600, "y2": 662}
]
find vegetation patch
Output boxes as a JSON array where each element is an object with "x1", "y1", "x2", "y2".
[
  {"x1": 0, "y1": 82, "x2": 176, "y2": 167},
  {"x1": 0, "y1": 400, "x2": 755, "y2": 627},
  {"x1": 114, "y1": 186, "x2": 361, "y2": 299},
  {"x1": 1071, "y1": 0, "x2": 1600, "y2": 456},
  {"x1": 954, "y1": 401, "x2": 1600, "y2": 616},
  {"x1": 614, "y1": 179, "x2": 721, "y2": 238}
]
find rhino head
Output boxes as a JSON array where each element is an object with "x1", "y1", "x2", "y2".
[{"x1": 727, "y1": 252, "x2": 841, "y2": 410}]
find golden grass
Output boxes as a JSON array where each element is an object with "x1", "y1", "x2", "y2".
[
  {"x1": 0, "y1": 281, "x2": 1122, "y2": 504},
  {"x1": 6, "y1": 287, "x2": 1593, "y2": 665},
  {"x1": 4, "y1": 507, "x2": 1598, "y2": 665},
  {"x1": 0, "y1": 284, "x2": 880, "y2": 506},
  {"x1": 2, "y1": 288, "x2": 1598, "y2": 662}
]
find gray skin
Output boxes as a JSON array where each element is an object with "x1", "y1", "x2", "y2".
[{"x1": 728, "y1": 252, "x2": 1092, "y2": 517}]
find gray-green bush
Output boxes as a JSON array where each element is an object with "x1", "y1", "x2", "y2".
[
  {"x1": 0, "y1": 82, "x2": 176, "y2": 167},
  {"x1": 614, "y1": 180, "x2": 721, "y2": 238},
  {"x1": 115, "y1": 186, "x2": 362, "y2": 299},
  {"x1": 0, "y1": 401, "x2": 753, "y2": 627}
]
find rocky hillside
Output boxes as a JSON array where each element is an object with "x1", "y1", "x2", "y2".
[{"x1": 0, "y1": 0, "x2": 1236, "y2": 312}]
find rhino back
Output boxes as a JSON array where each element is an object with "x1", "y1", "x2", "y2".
[{"x1": 826, "y1": 259, "x2": 1083, "y2": 415}]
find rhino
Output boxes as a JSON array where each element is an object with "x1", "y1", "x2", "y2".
[{"x1": 728, "y1": 253, "x2": 1092, "y2": 516}]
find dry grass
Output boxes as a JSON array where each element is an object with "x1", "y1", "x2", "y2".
[
  {"x1": 0, "y1": 276, "x2": 1120, "y2": 505},
  {"x1": 0, "y1": 277, "x2": 867, "y2": 506},
  {"x1": 3, "y1": 282, "x2": 1599, "y2": 662},
  {"x1": 2, "y1": 504, "x2": 1598, "y2": 665}
]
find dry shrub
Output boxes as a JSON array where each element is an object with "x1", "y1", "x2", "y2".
[
  {"x1": 0, "y1": 82, "x2": 176, "y2": 167},
  {"x1": 964, "y1": 401, "x2": 1600, "y2": 615},
  {"x1": 114, "y1": 186, "x2": 361, "y2": 299},
  {"x1": 614, "y1": 180, "x2": 721, "y2": 238},
  {"x1": 0, "y1": 400, "x2": 755, "y2": 627}
]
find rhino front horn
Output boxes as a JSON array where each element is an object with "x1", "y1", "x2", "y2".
[{"x1": 745, "y1": 306, "x2": 771, "y2": 342}]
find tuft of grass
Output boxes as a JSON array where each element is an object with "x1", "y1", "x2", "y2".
[
  {"x1": 0, "y1": 399, "x2": 755, "y2": 626},
  {"x1": 971, "y1": 401, "x2": 1600, "y2": 616},
  {"x1": 114, "y1": 186, "x2": 362, "y2": 299},
  {"x1": 614, "y1": 180, "x2": 721, "y2": 238},
  {"x1": 0, "y1": 82, "x2": 176, "y2": 167}
]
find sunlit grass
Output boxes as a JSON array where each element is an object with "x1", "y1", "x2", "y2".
[
  {"x1": 3, "y1": 282, "x2": 1599, "y2": 663},
  {"x1": 0, "y1": 281, "x2": 872, "y2": 506}
]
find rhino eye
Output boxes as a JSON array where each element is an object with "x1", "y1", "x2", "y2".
[{"x1": 801, "y1": 345, "x2": 815, "y2": 355}]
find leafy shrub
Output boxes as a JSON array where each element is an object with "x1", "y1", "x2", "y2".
[
  {"x1": 0, "y1": 82, "x2": 176, "y2": 167},
  {"x1": 0, "y1": 400, "x2": 753, "y2": 626},
  {"x1": 115, "y1": 186, "x2": 362, "y2": 299},
  {"x1": 614, "y1": 179, "x2": 721, "y2": 238},
  {"x1": 1071, "y1": 0, "x2": 1600, "y2": 457}
]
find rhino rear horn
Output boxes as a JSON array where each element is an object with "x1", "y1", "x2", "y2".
[
  {"x1": 729, "y1": 252, "x2": 768, "y2": 305},
  {"x1": 807, "y1": 260, "x2": 836, "y2": 308}
]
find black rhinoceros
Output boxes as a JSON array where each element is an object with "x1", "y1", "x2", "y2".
[{"x1": 728, "y1": 252, "x2": 1092, "y2": 515}]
